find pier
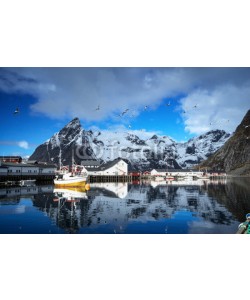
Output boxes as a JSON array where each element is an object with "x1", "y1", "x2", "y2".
[
  {"x1": 0, "y1": 174, "x2": 55, "y2": 183},
  {"x1": 89, "y1": 175, "x2": 133, "y2": 183}
]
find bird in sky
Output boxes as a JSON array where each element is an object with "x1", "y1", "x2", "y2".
[
  {"x1": 122, "y1": 109, "x2": 129, "y2": 115},
  {"x1": 144, "y1": 106, "x2": 148, "y2": 110},
  {"x1": 166, "y1": 101, "x2": 170, "y2": 106},
  {"x1": 193, "y1": 104, "x2": 197, "y2": 108},
  {"x1": 13, "y1": 108, "x2": 19, "y2": 114},
  {"x1": 95, "y1": 105, "x2": 100, "y2": 111}
]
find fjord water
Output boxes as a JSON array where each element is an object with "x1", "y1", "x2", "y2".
[{"x1": 0, "y1": 179, "x2": 250, "y2": 234}]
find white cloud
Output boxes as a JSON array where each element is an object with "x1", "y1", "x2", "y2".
[
  {"x1": 1, "y1": 68, "x2": 250, "y2": 135},
  {"x1": 180, "y1": 84, "x2": 250, "y2": 134},
  {"x1": 17, "y1": 141, "x2": 29, "y2": 149}
]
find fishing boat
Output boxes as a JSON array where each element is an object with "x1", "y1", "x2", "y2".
[
  {"x1": 54, "y1": 153, "x2": 88, "y2": 187},
  {"x1": 236, "y1": 213, "x2": 250, "y2": 234},
  {"x1": 54, "y1": 172, "x2": 88, "y2": 187}
]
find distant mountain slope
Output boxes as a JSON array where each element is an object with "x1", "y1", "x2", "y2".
[
  {"x1": 199, "y1": 110, "x2": 250, "y2": 175},
  {"x1": 30, "y1": 118, "x2": 96, "y2": 166},
  {"x1": 30, "y1": 118, "x2": 231, "y2": 170}
]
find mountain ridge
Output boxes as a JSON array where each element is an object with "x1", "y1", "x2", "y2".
[{"x1": 30, "y1": 118, "x2": 231, "y2": 170}]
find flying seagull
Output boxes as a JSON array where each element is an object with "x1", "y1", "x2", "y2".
[
  {"x1": 122, "y1": 109, "x2": 129, "y2": 116},
  {"x1": 13, "y1": 108, "x2": 19, "y2": 114},
  {"x1": 95, "y1": 105, "x2": 100, "y2": 111}
]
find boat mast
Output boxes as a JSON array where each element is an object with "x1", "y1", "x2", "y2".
[{"x1": 71, "y1": 149, "x2": 75, "y2": 176}]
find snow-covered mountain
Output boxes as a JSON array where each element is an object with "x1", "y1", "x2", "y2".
[{"x1": 30, "y1": 118, "x2": 231, "y2": 170}]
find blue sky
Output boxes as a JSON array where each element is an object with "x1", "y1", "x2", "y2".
[{"x1": 0, "y1": 67, "x2": 250, "y2": 157}]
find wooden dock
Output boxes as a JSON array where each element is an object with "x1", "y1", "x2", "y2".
[
  {"x1": 0, "y1": 174, "x2": 55, "y2": 183},
  {"x1": 89, "y1": 175, "x2": 134, "y2": 183}
]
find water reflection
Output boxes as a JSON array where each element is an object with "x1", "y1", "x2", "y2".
[{"x1": 0, "y1": 178, "x2": 250, "y2": 233}]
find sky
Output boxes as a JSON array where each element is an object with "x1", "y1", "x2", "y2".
[{"x1": 0, "y1": 67, "x2": 250, "y2": 157}]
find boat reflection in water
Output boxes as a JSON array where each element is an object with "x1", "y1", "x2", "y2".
[
  {"x1": 40, "y1": 187, "x2": 89, "y2": 233},
  {"x1": 1, "y1": 178, "x2": 250, "y2": 233}
]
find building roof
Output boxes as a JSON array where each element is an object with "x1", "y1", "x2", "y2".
[
  {"x1": 34, "y1": 164, "x2": 57, "y2": 168},
  {"x1": 27, "y1": 160, "x2": 55, "y2": 165},
  {"x1": 86, "y1": 158, "x2": 127, "y2": 172},
  {"x1": 81, "y1": 160, "x2": 101, "y2": 166},
  {"x1": 27, "y1": 160, "x2": 39, "y2": 164},
  {"x1": 1, "y1": 162, "x2": 57, "y2": 168},
  {"x1": 0, "y1": 156, "x2": 22, "y2": 159}
]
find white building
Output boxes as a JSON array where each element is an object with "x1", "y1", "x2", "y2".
[
  {"x1": 0, "y1": 161, "x2": 56, "y2": 179},
  {"x1": 151, "y1": 168, "x2": 204, "y2": 178},
  {"x1": 0, "y1": 166, "x2": 8, "y2": 176},
  {"x1": 86, "y1": 158, "x2": 128, "y2": 176}
]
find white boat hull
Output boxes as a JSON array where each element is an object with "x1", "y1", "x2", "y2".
[{"x1": 54, "y1": 175, "x2": 87, "y2": 187}]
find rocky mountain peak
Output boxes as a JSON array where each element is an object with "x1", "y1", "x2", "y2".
[
  {"x1": 64, "y1": 117, "x2": 81, "y2": 130},
  {"x1": 235, "y1": 109, "x2": 250, "y2": 132},
  {"x1": 58, "y1": 118, "x2": 82, "y2": 140},
  {"x1": 200, "y1": 110, "x2": 250, "y2": 175}
]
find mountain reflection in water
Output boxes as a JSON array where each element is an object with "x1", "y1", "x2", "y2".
[{"x1": 0, "y1": 178, "x2": 250, "y2": 233}]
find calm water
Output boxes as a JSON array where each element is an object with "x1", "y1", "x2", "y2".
[{"x1": 0, "y1": 178, "x2": 250, "y2": 234}]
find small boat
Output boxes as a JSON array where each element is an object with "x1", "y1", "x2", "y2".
[
  {"x1": 54, "y1": 154, "x2": 88, "y2": 187},
  {"x1": 19, "y1": 179, "x2": 36, "y2": 186},
  {"x1": 236, "y1": 213, "x2": 250, "y2": 234},
  {"x1": 54, "y1": 172, "x2": 87, "y2": 187}
]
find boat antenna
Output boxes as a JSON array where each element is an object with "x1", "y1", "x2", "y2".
[{"x1": 71, "y1": 149, "x2": 74, "y2": 176}]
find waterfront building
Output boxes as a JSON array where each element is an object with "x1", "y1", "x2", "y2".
[
  {"x1": 150, "y1": 168, "x2": 204, "y2": 178},
  {"x1": 0, "y1": 156, "x2": 22, "y2": 163},
  {"x1": 85, "y1": 158, "x2": 128, "y2": 176},
  {"x1": 0, "y1": 161, "x2": 57, "y2": 181}
]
